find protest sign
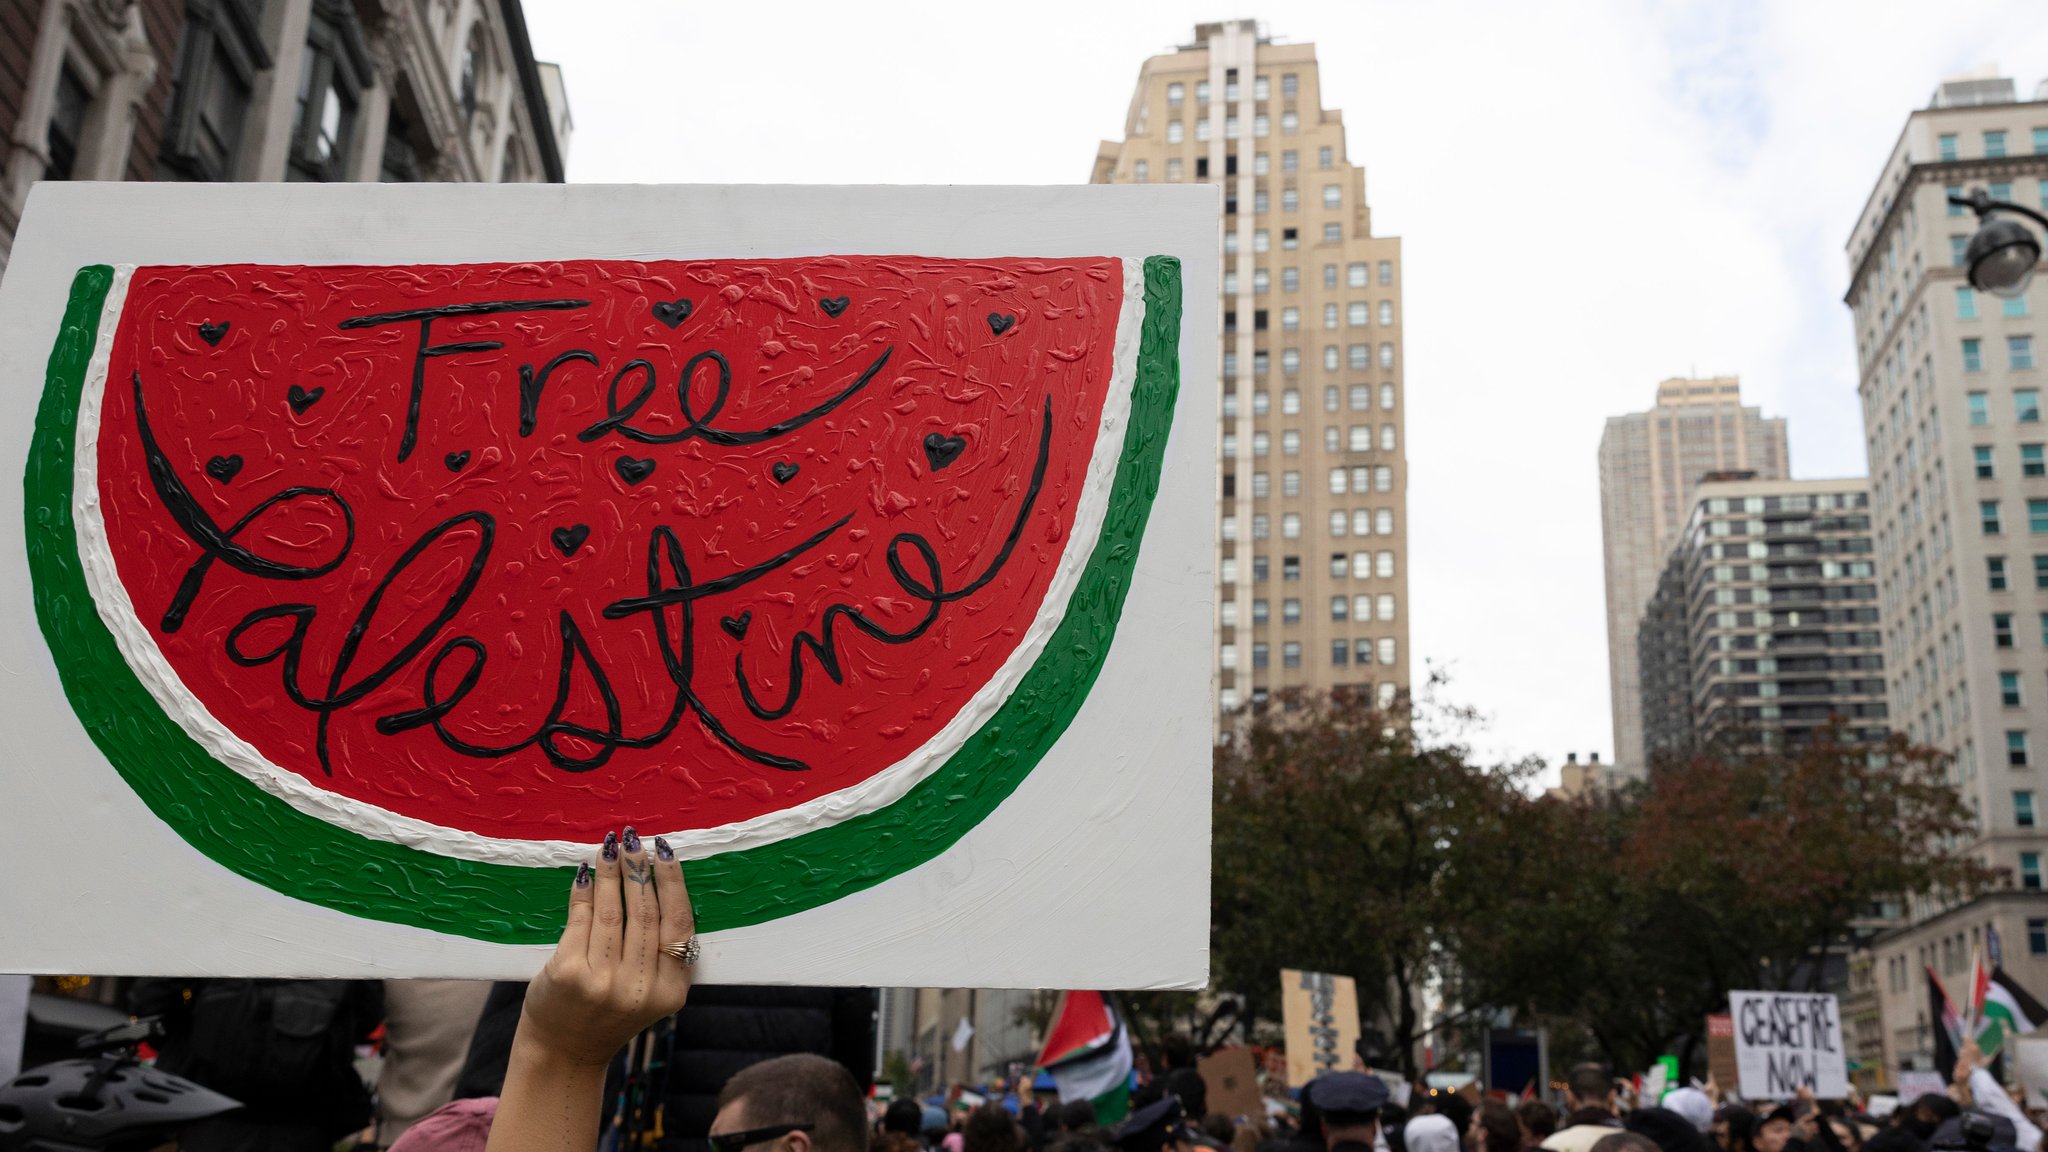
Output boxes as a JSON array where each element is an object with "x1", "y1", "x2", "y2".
[
  {"x1": 2014, "y1": 1037, "x2": 2048, "y2": 1109},
  {"x1": 1730, "y1": 991, "x2": 1849, "y2": 1099},
  {"x1": 1895, "y1": 1070, "x2": 1947, "y2": 1103},
  {"x1": 1707, "y1": 1014, "x2": 1739, "y2": 1090},
  {"x1": 1282, "y1": 968, "x2": 1361, "y2": 1087},
  {"x1": 0, "y1": 182, "x2": 1216, "y2": 984},
  {"x1": 1199, "y1": 1046, "x2": 1265, "y2": 1119}
]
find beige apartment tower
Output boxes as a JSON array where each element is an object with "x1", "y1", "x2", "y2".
[
  {"x1": 1093, "y1": 20, "x2": 1409, "y2": 734},
  {"x1": 1599, "y1": 377, "x2": 1790, "y2": 774},
  {"x1": 1843, "y1": 70, "x2": 2048, "y2": 1080}
]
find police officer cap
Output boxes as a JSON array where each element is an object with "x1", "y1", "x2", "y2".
[
  {"x1": 1112, "y1": 1096, "x2": 1191, "y2": 1152},
  {"x1": 1306, "y1": 1072, "x2": 1390, "y2": 1121}
]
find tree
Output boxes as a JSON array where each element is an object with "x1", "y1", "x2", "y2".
[{"x1": 1210, "y1": 691, "x2": 1532, "y2": 1074}]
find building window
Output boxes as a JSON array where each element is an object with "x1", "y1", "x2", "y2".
[
  {"x1": 1220, "y1": 600, "x2": 1238, "y2": 628},
  {"x1": 2015, "y1": 337, "x2": 2038, "y2": 371},
  {"x1": 1971, "y1": 391, "x2": 1991, "y2": 424},
  {"x1": 1252, "y1": 643, "x2": 1268, "y2": 669},
  {"x1": 1348, "y1": 425, "x2": 1370, "y2": 451},
  {"x1": 1939, "y1": 133, "x2": 1958, "y2": 161},
  {"x1": 1331, "y1": 639, "x2": 1348, "y2": 666},
  {"x1": 44, "y1": 66, "x2": 90, "y2": 181},
  {"x1": 288, "y1": 0, "x2": 370, "y2": 183},
  {"x1": 1966, "y1": 339, "x2": 1985, "y2": 372},
  {"x1": 1375, "y1": 466, "x2": 1393, "y2": 492},
  {"x1": 1166, "y1": 82, "x2": 1183, "y2": 105},
  {"x1": 1195, "y1": 80, "x2": 1209, "y2": 102},
  {"x1": 1250, "y1": 513, "x2": 1268, "y2": 539},
  {"x1": 1253, "y1": 114, "x2": 1269, "y2": 138},
  {"x1": 458, "y1": 23, "x2": 487, "y2": 124},
  {"x1": 1283, "y1": 149, "x2": 1298, "y2": 172},
  {"x1": 1377, "y1": 551, "x2": 1395, "y2": 578},
  {"x1": 1324, "y1": 346, "x2": 1340, "y2": 371},
  {"x1": 1165, "y1": 158, "x2": 1183, "y2": 182},
  {"x1": 1323, "y1": 223, "x2": 1341, "y2": 242},
  {"x1": 1349, "y1": 384, "x2": 1370, "y2": 410},
  {"x1": 1282, "y1": 307, "x2": 1300, "y2": 332},
  {"x1": 1281, "y1": 112, "x2": 1298, "y2": 134},
  {"x1": 1350, "y1": 509, "x2": 1369, "y2": 536},
  {"x1": 1328, "y1": 467, "x2": 1348, "y2": 495},
  {"x1": 1984, "y1": 501, "x2": 2003, "y2": 534},
  {"x1": 1378, "y1": 261, "x2": 1392, "y2": 285},
  {"x1": 1196, "y1": 119, "x2": 1210, "y2": 142},
  {"x1": 1379, "y1": 301, "x2": 1394, "y2": 326},
  {"x1": 2019, "y1": 791, "x2": 2037, "y2": 828},
  {"x1": 1348, "y1": 344, "x2": 1369, "y2": 371},
  {"x1": 1282, "y1": 267, "x2": 1299, "y2": 291},
  {"x1": 1220, "y1": 557, "x2": 1237, "y2": 584},
  {"x1": 1132, "y1": 159, "x2": 1147, "y2": 182},
  {"x1": 2040, "y1": 612, "x2": 2048, "y2": 647},
  {"x1": 1224, "y1": 116, "x2": 1239, "y2": 140},
  {"x1": 1317, "y1": 145, "x2": 1332, "y2": 167},
  {"x1": 2037, "y1": 128, "x2": 2048, "y2": 156},
  {"x1": 1252, "y1": 599, "x2": 1269, "y2": 625},
  {"x1": 2025, "y1": 851, "x2": 2043, "y2": 891},
  {"x1": 1282, "y1": 556, "x2": 1300, "y2": 580},
  {"x1": 1380, "y1": 425, "x2": 1396, "y2": 451},
  {"x1": 1348, "y1": 301, "x2": 1369, "y2": 327},
  {"x1": 161, "y1": 0, "x2": 273, "y2": 181},
  {"x1": 1996, "y1": 612, "x2": 2016, "y2": 648},
  {"x1": 1375, "y1": 509, "x2": 1393, "y2": 535},
  {"x1": 2028, "y1": 445, "x2": 2046, "y2": 477},
  {"x1": 1254, "y1": 152, "x2": 1270, "y2": 176},
  {"x1": 1283, "y1": 641, "x2": 1301, "y2": 668},
  {"x1": 2011, "y1": 730, "x2": 2032, "y2": 767},
  {"x1": 2023, "y1": 389, "x2": 2045, "y2": 422},
  {"x1": 1991, "y1": 556, "x2": 2009, "y2": 590},
  {"x1": 1281, "y1": 512, "x2": 1301, "y2": 539},
  {"x1": 1954, "y1": 236, "x2": 1972, "y2": 266},
  {"x1": 2031, "y1": 918, "x2": 2048, "y2": 956},
  {"x1": 1378, "y1": 637, "x2": 1396, "y2": 666},
  {"x1": 1324, "y1": 386, "x2": 1341, "y2": 413},
  {"x1": 2036, "y1": 554, "x2": 2048, "y2": 588},
  {"x1": 1379, "y1": 343, "x2": 1395, "y2": 369},
  {"x1": 1322, "y1": 184, "x2": 1342, "y2": 208},
  {"x1": 1282, "y1": 348, "x2": 1300, "y2": 373},
  {"x1": 1250, "y1": 471, "x2": 1269, "y2": 499},
  {"x1": 1959, "y1": 287, "x2": 1979, "y2": 319},
  {"x1": 1281, "y1": 430, "x2": 1300, "y2": 456},
  {"x1": 1330, "y1": 595, "x2": 1349, "y2": 622},
  {"x1": 1381, "y1": 383, "x2": 1395, "y2": 409},
  {"x1": 1987, "y1": 130, "x2": 2009, "y2": 159},
  {"x1": 2008, "y1": 294, "x2": 2031, "y2": 318},
  {"x1": 2031, "y1": 499, "x2": 2048, "y2": 533},
  {"x1": 1328, "y1": 510, "x2": 1347, "y2": 538},
  {"x1": 1253, "y1": 556, "x2": 1268, "y2": 582},
  {"x1": 1949, "y1": 186, "x2": 1968, "y2": 217},
  {"x1": 1330, "y1": 553, "x2": 1348, "y2": 578},
  {"x1": 1979, "y1": 445, "x2": 1998, "y2": 478}
]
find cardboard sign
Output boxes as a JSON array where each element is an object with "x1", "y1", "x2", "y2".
[
  {"x1": 1730, "y1": 991, "x2": 1849, "y2": 1099},
  {"x1": 1199, "y1": 1046, "x2": 1264, "y2": 1119},
  {"x1": 1282, "y1": 968, "x2": 1361, "y2": 1087},
  {"x1": 1706, "y1": 1015, "x2": 1739, "y2": 1092},
  {"x1": 0, "y1": 182, "x2": 1216, "y2": 983}
]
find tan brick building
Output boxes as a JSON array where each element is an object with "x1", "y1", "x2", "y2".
[{"x1": 1092, "y1": 20, "x2": 1408, "y2": 734}]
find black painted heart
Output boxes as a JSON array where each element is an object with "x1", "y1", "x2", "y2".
[
  {"x1": 205, "y1": 454, "x2": 243, "y2": 484},
  {"x1": 286, "y1": 384, "x2": 324, "y2": 414},
  {"x1": 923, "y1": 433, "x2": 967, "y2": 471},
  {"x1": 652, "y1": 298, "x2": 693, "y2": 328},
  {"x1": 197, "y1": 321, "x2": 230, "y2": 347},
  {"x1": 722, "y1": 611, "x2": 752, "y2": 640},
  {"x1": 987, "y1": 312, "x2": 1017, "y2": 336},
  {"x1": 614, "y1": 455, "x2": 656, "y2": 485},
  {"x1": 818, "y1": 296, "x2": 850, "y2": 318},
  {"x1": 444, "y1": 450, "x2": 471, "y2": 472},
  {"x1": 551, "y1": 525, "x2": 590, "y2": 556},
  {"x1": 772, "y1": 461, "x2": 799, "y2": 485}
]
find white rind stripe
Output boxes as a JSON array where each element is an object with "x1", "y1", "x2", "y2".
[{"x1": 72, "y1": 258, "x2": 1146, "y2": 866}]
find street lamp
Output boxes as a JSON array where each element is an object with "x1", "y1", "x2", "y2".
[{"x1": 1950, "y1": 187, "x2": 2047, "y2": 299}]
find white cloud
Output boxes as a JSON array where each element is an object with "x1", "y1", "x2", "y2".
[{"x1": 520, "y1": 0, "x2": 2048, "y2": 782}]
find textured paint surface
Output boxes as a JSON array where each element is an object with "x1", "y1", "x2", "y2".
[
  {"x1": 26, "y1": 257, "x2": 1183, "y2": 942},
  {"x1": 96, "y1": 259, "x2": 1118, "y2": 838}
]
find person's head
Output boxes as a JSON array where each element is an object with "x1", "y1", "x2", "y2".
[
  {"x1": 1753, "y1": 1109, "x2": 1796, "y2": 1152},
  {"x1": 1826, "y1": 1118, "x2": 1862, "y2": 1152},
  {"x1": 1474, "y1": 1101, "x2": 1521, "y2": 1152},
  {"x1": 1624, "y1": 1108, "x2": 1712, "y2": 1152},
  {"x1": 887, "y1": 1101, "x2": 927, "y2": 1137},
  {"x1": 1589, "y1": 1135, "x2": 1661, "y2": 1152},
  {"x1": 1567, "y1": 1065, "x2": 1617, "y2": 1115},
  {"x1": 712, "y1": 1054, "x2": 869, "y2": 1152},
  {"x1": 1167, "y1": 1071, "x2": 1211, "y2": 1120},
  {"x1": 1112, "y1": 1097, "x2": 1196, "y2": 1152},
  {"x1": 967, "y1": 1103, "x2": 1026, "y2": 1152},
  {"x1": 1404, "y1": 1114, "x2": 1458, "y2": 1152},
  {"x1": 1712, "y1": 1106, "x2": 1757, "y2": 1152},
  {"x1": 1308, "y1": 1074, "x2": 1391, "y2": 1152},
  {"x1": 1516, "y1": 1101, "x2": 1558, "y2": 1149},
  {"x1": 1432, "y1": 1096, "x2": 1474, "y2": 1143},
  {"x1": 1063, "y1": 1102, "x2": 1101, "y2": 1135},
  {"x1": 1663, "y1": 1090, "x2": 1715, "y2": 1136},
  {"x1": 1908, "y1": 1096, "x2": 1961, "y2": 1140}
]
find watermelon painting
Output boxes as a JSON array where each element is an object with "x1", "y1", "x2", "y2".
[{"x1": 24, "y1": 253, "x2": 1182, "y2": 945}]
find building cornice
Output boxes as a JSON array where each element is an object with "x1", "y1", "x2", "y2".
[
  {"x1": 1845, "y1": 153, "x2": 2048, "y2": 307},
  {"x1": 496, "y1": 0, "x2": 562, "y2": 182}
]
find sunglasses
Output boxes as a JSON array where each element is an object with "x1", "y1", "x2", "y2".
[{"x1": 710, "y1": 1123, "x2": 817, "y2": 1152}]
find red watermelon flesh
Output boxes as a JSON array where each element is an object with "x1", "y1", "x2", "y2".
[{"x1": 91, "y1": 257, "x2": 1122, "y2": 841}]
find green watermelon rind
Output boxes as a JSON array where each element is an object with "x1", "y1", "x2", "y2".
[{"x1": 24, "y1": 257, "x2": 1183, "y2": 944}]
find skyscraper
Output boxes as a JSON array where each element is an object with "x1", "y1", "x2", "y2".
[
  {"x1": 1844, "y1": 70, "x2": 2048, "y2": 1076},
  {"x1": 1636, "y1": 475, "x2": 1885, "y2": 761},
  {"x1": 1092, "y1": 20, "x2": 1408, "y2": 735},
  {"x1": 1599, "y1": 377, "x2": 1790, "y2": 774}
]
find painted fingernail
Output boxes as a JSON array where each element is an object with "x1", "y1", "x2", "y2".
[
  {"x1": 622, "y1": 825, "x2": 641, "y2": 854},
  {"x1": 602, "y1": 831, "x2": 619, "y2": 860},
  {"x1": 655, "y1": 836, "x2": 674, "y2": 862},
  {"x1": 575, "y1": 860, "x2": 592, "y2": 888}
]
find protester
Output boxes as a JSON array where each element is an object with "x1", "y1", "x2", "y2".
[
  {"x1": 1713, "y1": 1106, "x2": 1760, "y2": 1152},
  {"x1": 707, "y1": 1054, "x2": 869, "y2": 1152},
  {"x1": 1663, "y1": 1091, "x2": 1715, "y2": 1137},
  {"x1": 1519, "y1": 1102, "x2": 1560, "y2": 1151},
  {"x1": 379, "y1": 979, "x2": 494, "y2": 1145},
  {"x1": 1951, "y1": 1040, "x2": 2043, "y2": 1152},
  {"x1": 391, "y1": 1097, "x2": 498, "y2": 1152},
  {"x1": 1204, "y1": 1114, "x2": 1241, "y2": 1149},
  {"x1": 1542, "y1": 1065, "x2": 1626, "y2": 1152},
  {"x1": 1113, "y1": 1098, "x2": 1199, "y2": 1152},
  {"x1": 969, "y1": 1102, "x2": 1029, "y2": 1152},
  {"x1": 1408, "y1": 1115, "x2": 1461, "y2": 1152},
  {"x1": 1474, "y1": 1101, "x2": 1523, "y2": 1152},
  {"x1": 1589, "y1": 1135, "x2": 1662, "y2": 1152},
  {"x1": 1754, "y1": 1105, "x2": 1798, "y2": 1152},
  {"x1": 128, "y1": 975, "x2": 384, "y2": 1152},
  {"x1": 880, "y1": 1099, "x2": 928, "y2": 1152},
  {"x1": 1624, "y1": 1108, "x2": 1713, "y2": 1152}
]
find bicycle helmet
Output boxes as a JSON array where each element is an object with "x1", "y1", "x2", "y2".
[{"x1": 0, "y1": 1058, "x2": 240, "y2": 1152}]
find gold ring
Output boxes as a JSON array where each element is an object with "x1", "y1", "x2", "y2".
[{"x1": 660, "y1": 938, "x2": 700, "y2": 965}]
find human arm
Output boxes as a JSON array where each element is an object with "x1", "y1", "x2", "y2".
[
  {"x1": 1968, "y1": 1066, "x2": 2041, "y2": 1152},
  {"x1": 485, "y1": 829, "x2": 696, "y2": 1152}
]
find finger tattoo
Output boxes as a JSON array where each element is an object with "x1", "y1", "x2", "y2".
[{"x1": 625, "y1": 856, "x2": 653, "y2": 886}]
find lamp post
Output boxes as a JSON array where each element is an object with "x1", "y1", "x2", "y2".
[{"x1": 1950, "y1": 187, "x2": 2047, "y2": 299}]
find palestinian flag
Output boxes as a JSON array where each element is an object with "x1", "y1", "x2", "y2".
[
  {"x1": 1930, "y1": 965, "x2": 1963, "y2": 1080},
  {"x1": 1036, "y1": 991, "x2": 1134, "y2": 1126},
  {"x1": 1978, "y1": 968, "x2": 2048, "y2": 1056}
]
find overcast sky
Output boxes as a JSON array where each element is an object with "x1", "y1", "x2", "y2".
[{"x1": 521, "y1": 0, "x2": 2048, "y2": 783}]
